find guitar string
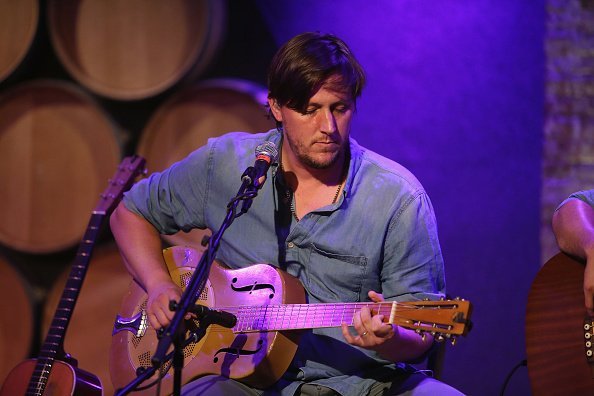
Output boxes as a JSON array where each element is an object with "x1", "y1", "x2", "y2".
[{"x1": 179, "y1": 303, "x2": 450, "y2": 335}]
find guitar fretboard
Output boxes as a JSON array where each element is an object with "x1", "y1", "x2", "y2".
[{"x1": 230, "y1": 302, "x2": 399, "y2": 332}]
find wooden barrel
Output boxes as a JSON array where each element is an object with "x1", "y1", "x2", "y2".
[
  {"x1": 0, "y1": 254, "x2": 34, "y2": 385},
  {"x1": 137, "y1": 78, "x2": 275, "y2": 249},
  {"x1": 0, "y1": 80, "x2": 121, "y2": 253},
  {"x1": 47, "y1": 0, "x2": 227, "y2": 101},
  {"x1": 0, "y1": 0, "x2": 38, "y2": 82},
  {"x1": 42, "y1": 243, "x2": 131, "y2": 396}
]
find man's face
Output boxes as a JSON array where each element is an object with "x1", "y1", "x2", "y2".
[{"x1": 269, "y1": 82, "x2": 354, "y2": 170}]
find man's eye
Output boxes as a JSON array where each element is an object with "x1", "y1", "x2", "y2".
[{"x1": 334, "y1": 106, "x2": 349, "y2": 114}]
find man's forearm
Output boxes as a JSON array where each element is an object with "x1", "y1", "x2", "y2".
[
  {"x1": 374, "y1": 326, "x2": 434, "y2": 363},
  {"x1": 110, "y1": 202, "x2": 172, "y2": 289}
]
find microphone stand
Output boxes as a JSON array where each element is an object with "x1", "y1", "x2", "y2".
[{"x1": 115, "y1": 167, "x2": 261, "y2": 396}]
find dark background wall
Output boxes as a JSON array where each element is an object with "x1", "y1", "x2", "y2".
[{"x1": 0, "y1": 1, "x2": 547, "y2": 395}]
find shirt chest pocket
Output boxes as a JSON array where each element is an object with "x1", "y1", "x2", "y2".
[{"x1": 304, "y1": 243, "x2": 368, "y2": 303}]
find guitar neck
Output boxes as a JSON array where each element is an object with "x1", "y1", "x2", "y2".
[
  {"x1": 30, "y1": 213, "x2": 104, "y2": 393},
  {"x1": 42, "y1": 213, "x2": 104, "y2": 352},
  {"x1": 226, "y1": 298, "x2": 470, "y2": 338}
]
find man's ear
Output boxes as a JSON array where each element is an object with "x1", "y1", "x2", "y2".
[{"x1": 268, "y1": 98, "x2": 282, "y2": 122}]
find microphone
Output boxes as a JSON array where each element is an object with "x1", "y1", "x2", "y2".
[
  {"x1": 243, "y1": 141, "x2": 279, "y2": 188},
  {"x1": 189, "y1": 305, "x2": 237, "y2": 329}
]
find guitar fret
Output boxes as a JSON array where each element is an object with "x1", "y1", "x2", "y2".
[
  {"x1": 265, "y1": 305, "x2": 273, "y2": 330},
  {"x1": 278, "y1": 305, "x2": 285, "y2": 330},
  {"x1": 275, "y1": 305, "x2": 281, "y2": 330},
  {"x1": 257, "y1": 306, "x2": 265, "y2": 330},
  {"x1": 309, "y1": 304, "x2": 318, "y2": 328}
]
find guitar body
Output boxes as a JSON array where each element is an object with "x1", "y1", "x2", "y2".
[
  {"x1": 109, "y1": 246, "x2": 305, "y2": 394},
  {"x1": 0, "y1": 359, "x2": 102, "y2": 396},
  {"x1": 526, "y1": 252, "x2": 594, "y2": 395}
]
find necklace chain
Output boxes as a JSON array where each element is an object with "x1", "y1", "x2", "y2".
[{"x1": 281, "y1": 162, "x2": 345, "y2": 222}]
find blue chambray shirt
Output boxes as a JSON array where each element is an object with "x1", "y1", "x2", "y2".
[{"x1": 123, "y1": 129, "x2": 446, "y2": 396}]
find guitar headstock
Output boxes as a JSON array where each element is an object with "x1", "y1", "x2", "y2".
[
  {"x1": 94, "y1": 155, "x2": 147, "y2": 215},
  {"x1": 391, "y1": 298, "x2": 473, "y2": 345}
]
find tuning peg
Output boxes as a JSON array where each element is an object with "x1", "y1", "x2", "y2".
[
  {"x1": 421, "y1": 333, "x2": 426, "y2": 341},
  {"x1": 436, "y1": 334, "x2": 445, "y2": 342},
  {"x1": 451, "y1": 338, "x2": 457, "y2": 346}
]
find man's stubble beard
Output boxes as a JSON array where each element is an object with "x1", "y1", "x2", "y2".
[{"x1": 284, "y1": 132, "x2": 346, "y2": 170}]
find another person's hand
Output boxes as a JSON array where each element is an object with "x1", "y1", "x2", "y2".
[{"x1": 584, "y1": 256, "x2": 594, "y2": 316}]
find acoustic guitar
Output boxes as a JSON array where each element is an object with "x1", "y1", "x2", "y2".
[
  {"x1": 0, "y1": 156, "x2": 146, "y2": 396},
  {"x1": 110, "y1": 246, "x2": 473, "y2": 394},
  {"x1": 526, "y1": 252, "x2": 594, "y2": 395}
]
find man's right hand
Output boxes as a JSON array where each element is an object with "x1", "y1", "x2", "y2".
[{"x1": 146, "y1": 281, "x2": 183, "y2": 329}]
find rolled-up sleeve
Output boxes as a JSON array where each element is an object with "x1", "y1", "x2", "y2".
[{"x1": 381, "y1": 190, "x2": 446, "y2": 302}]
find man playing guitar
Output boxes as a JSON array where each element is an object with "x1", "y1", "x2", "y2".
[{"x1": 110, "y1": 32, "x2": 463, "y2": 395}]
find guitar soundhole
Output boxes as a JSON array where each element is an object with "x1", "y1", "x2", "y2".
[
  {"x1": 184, "y1": 343, "x2": 195, "y2": 359},
  {"x1": 212, "y1": 335, "x2": 265, "y2": 363},
  {"x1": 138, "y1": 351, "x2": 152, "y2": 368},
  {"x1": 181, "y1": 272, "x2": 192, "y2": 288},
  {"x1": 132, "y1": 334, "x2": 142, "y2": 348},
  {"x1": 198, "y1": 286, "x2": 209, "y2": 301}
]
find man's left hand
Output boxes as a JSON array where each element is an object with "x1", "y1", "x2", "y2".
[{"x1": 341, "y1": 290, "x2": 397, "y2": 349}]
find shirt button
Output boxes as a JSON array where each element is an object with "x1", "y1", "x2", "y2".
[{"x1": 287, "y1": 242, "x2": 295, "y2": 248}]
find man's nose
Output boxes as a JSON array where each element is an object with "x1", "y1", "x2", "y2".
[{"x1": 319, "y1": 109, "x2": 337, "y2": 133}]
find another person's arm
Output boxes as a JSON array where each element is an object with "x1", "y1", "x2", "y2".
[{"x1": 552, "y1": 195, "x2": 594, "y2": 315}]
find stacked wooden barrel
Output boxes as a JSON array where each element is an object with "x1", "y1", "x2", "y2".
[{"x1": 0, "y1": 1, "x2": 275, "y2": 393}]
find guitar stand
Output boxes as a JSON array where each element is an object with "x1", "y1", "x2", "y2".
[{"x1": 115, "y1": 165, "x2": 262, "y2": 396}]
